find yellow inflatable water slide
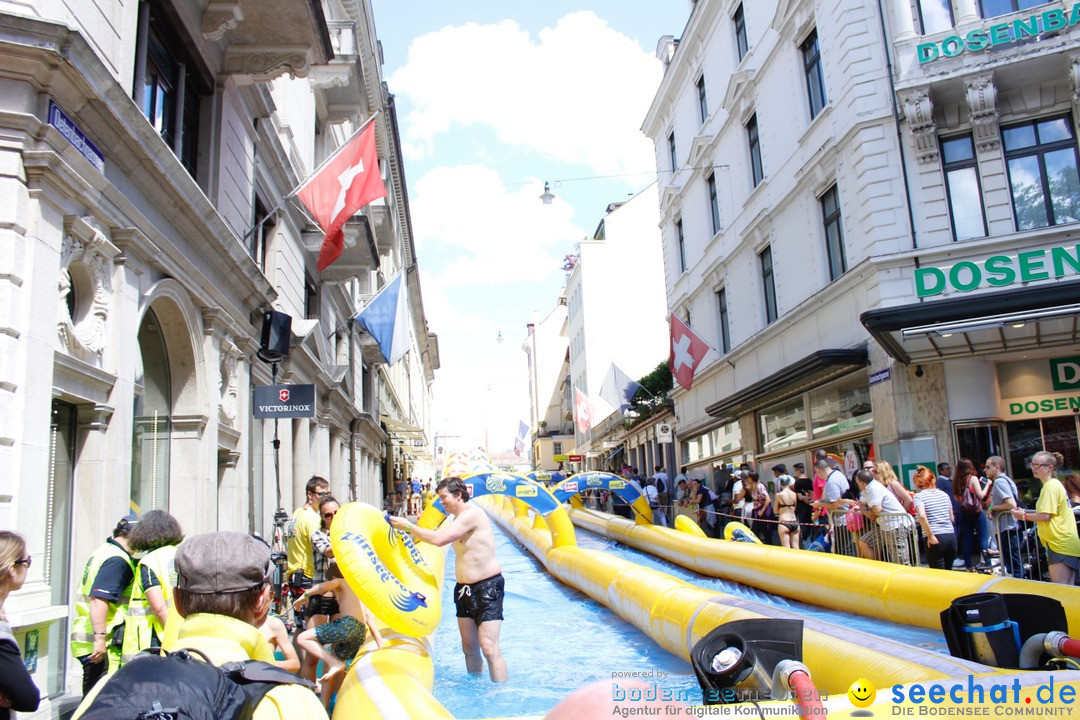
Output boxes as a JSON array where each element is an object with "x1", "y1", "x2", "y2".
[{"x1": 325, "y1": 460, "x2": 1080, "y2": 718}]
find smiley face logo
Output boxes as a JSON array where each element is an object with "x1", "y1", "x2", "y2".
[{"x1": 848, "y1": 678, "x2": 876, "y2": 708}]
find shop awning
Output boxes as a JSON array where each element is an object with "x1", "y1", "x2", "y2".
[
  {"x1": 704, "y1": 348, "x2": 869, "y2": 424},
  {"x1": 860, "y1": 282, "x2": 1080, "y2": 365},
  {"x1": 606, "y1": 446, "x2": 625, "y2": 462},
  {"x1": 381, "y1": 415, "x2": 426, "y2": 440}
]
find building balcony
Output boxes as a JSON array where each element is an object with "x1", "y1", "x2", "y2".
[
  {"x1": 206, "y1": 0, "x2": 334, "y2": 84},
  {"x1": 309, "y1": 20, "x2": 370, "y2": 124},
  {"x1": 302, "y1": 215, "x2": 378, "y2": 283}
]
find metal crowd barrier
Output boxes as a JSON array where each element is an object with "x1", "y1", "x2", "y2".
[
  {"x1": 989, "y1": 511, "x2": 1046, "y2": 581},
  {"x1": 826, "y1": 508, "x2": 919, "y2": 566}
]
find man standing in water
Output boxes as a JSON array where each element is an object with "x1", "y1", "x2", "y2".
[{"x1": 389, "y1": 477, "x2": 507, "y2": 682}]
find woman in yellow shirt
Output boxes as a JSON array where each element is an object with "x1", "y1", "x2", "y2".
[{"x1": 1012, "y1": 450, "x2": 1080, "y2": 585}]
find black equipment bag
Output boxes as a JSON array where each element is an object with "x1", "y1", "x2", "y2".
[{"x1": 79, "y1": 648, "x2": 315, "y2": 720}]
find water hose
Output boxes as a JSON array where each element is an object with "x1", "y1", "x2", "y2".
[
  {"x1": 1020, "y1": 632, "x2": 1080, "y2": 669},
  {"x1": 772, "y1": 660, "x2": 825, "y2": 718}
]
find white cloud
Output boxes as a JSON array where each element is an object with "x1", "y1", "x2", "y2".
[
  {"x1": 411, "y1": 164, "x2": 583, "y2": 288},
  {"x1": 419, "y1": 273, "x2": 532, "y2": 452},
  {"x1": 390, "y1": 12, "x2": 661, "y2": 176}
]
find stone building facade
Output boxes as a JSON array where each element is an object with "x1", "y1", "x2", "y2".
[
  {"x1": 645, "y1": 0, "x2": 1080, "y2": 489},
  {"x1": 0, "y1": 0, "x2": 436, "y2": 709}
]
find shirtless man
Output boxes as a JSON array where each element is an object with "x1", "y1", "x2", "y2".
[{"x1": 388, "y1": 476, "x2": 507, "y2": 682}]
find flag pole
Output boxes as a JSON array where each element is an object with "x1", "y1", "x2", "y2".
[{"x1": 288, "y1": 110, "x2": 382, "y2": 199}]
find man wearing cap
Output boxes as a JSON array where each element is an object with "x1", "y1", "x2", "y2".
[
  {"x1": 73, "y1": 532, "x2": 328, "y2": 719},
  {"x1": 70, "y1": 514, "x2": 138, "y2": 695}
]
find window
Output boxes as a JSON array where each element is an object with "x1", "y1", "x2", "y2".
[
  {"x1": 707, "y1": 174, "x2": 721, "y2": 234},
  {"x1": 747, "y1": 114, "x2": 763, "y2": 187},
  {"x1": 553, "y1": 441, "x2": 563, "y2": 455},
  {"x1": 918, "y1": 0, "x2": 954, "y2": 33},
  {"x1": 941, "y1": 134, "x2": 988, "y2": 240},
  {"x1": 821, "y1": 185, "x2": 847, "y2": 280},
  {"x1": 251, "y1": 197, "x2": 273, "y2": 271},
  {"x1": 697, "y1": 75, "x2": 709, "y2": 124},
  {"x1": 1002, "y1": 115, "x2": 1080, "y2": 230},
  {"x1": 717, "y1": 288, "x2": 731, "y2": 354},
  {"x1": 304, "y1": 276, "x2": 319, "y2": 319},
  {"x1": 801, "y1": 30, "x2": 827, "y2": 119},
  {"x1": 668, "y1": 131, "x2": 677, "y2": 173},
  {"x1": 135, "y1": 5, "x2": 205, "y2": 176},
  {"x1": 979, "y1": 0, "x2": 1050, "y2": 19},
  {"x1": 733, "y1": 4, "x2": 749, "y2": 62},
  {"x1": 131, "y1": 308, "x2": 172, "y2": 513},
  {"x1": 760, "y1": 245, "x2": 777, "y2": 324},
  {"x1": 676, "y1": 219, "x2": 687, "y2": 273}
]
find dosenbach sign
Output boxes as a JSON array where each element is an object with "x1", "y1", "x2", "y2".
[
  {"x1": 917, "y1": 4, "x2": 1080, "y2": 64},
  {"x1": 253, "y1": 384, "x2": 316, "y2": 419},
  {"x1": 914, "y1": 243, "x2": 1080, "y2": 298}
]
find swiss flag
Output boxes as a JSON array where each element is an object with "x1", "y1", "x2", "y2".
[
  {"x1": 574, "y1": 387, "x2": 595, "y2": 434},
  {"x1": 296, "y1": 121, "x2": 388, "y2": 271},
  {"x1": 669, "y1": 313, "x2": 711, "y2": 391}
]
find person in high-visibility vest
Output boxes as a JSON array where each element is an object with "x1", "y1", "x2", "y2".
[
  {"x1": 70, "y1": 514, "x2": 138, "y2": 695},
  {"x1": 120, "y1": 510, "x2": 184, "y2": 664}
]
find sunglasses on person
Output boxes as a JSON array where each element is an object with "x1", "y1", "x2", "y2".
[
  {"x1": 863, "y1": 464, "x2": 875, "y2": 470},
  {"x1": 322, "y1": 511, "x2": 337, "y2": 519},
  {"x1": 14, "y1": 556, "x2": 31, "y2": 568}
]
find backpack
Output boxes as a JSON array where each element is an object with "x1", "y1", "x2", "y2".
[{"x1": 79, "y1": 648, "x2": 315, "y2": 720}]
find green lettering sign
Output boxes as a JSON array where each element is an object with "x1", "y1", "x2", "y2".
[
  {"x1": 915, "y1": 267, "x2": 946, "y2": 297},
  {"x1": 1050, "y1": 356, "x2": 1080, "y2": 391},
  {"x1": 913, "y1": 243, "x2": 1080, "y2": 296},
  {"x1": 917, "y1": 3, "x2": 1080, "y2": 64},
  {"x1": 1018, "y1": 249, "x2": 1049, "y2": 282}
]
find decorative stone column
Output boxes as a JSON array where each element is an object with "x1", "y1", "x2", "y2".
[
  {"x1": 966, "y1": 74, "x2": 1000, "y2": 152},
  {"x1": 901, "y1": 88, "x2": 939, "y2": 164},
  {"x1": 891, "y1": 0, "x2": 917, "y2": 40},
  {"x1": 953, "y1": 0, "x2": 980, "y2": 26}
]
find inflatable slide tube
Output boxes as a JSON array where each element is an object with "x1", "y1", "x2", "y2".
[
  {"x1": 571, "y1": 506, "x2": 1080, "y2": 632},
  {"x1": 332, "y1": 632, "x2": 453, "y2": 720},
  {"x1": 491, "y1": 497, "x2": 1080, "y2": 717},
  {"x1": 482, "y1": 497, "x2": 996, "y2": 696}
]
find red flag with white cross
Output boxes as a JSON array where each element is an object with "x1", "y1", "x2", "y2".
[
  {"x1": 295, "y1": 119, "x2": 388, "y2": 271},
  {"x1": 669, "y1": 313, "x2": 711, "y2": 391}
]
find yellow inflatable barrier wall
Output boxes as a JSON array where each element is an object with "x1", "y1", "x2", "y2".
[
  {"x1": 480, "y1": 495, "x2": 1080, "y2": 717},
  {"x1": 570, "y1": 506, "x2": 1080, "y2": 632}
]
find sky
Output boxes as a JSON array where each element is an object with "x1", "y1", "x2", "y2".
[{"x1": 369, "y1": 1, "x2": 691, "y2": 453}]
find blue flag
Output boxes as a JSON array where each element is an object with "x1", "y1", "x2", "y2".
[
  {"x1": 514, "y1": 420, "x2": 529, "y2": 456},
  {"x1": 599, "y1": 363, "x2": 640, "y2": 413},
  {"x1": 354, "y1": 272, "x2": 410, "y2": 365}
]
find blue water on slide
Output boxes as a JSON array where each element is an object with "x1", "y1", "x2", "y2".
[{"x1": 429, "y1": 521, "x2": 946, "y2": 718}]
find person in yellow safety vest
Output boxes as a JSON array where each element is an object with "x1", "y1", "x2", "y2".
[
  {"x1": 121, "y1": 510, "x2": 184, "y2": 664},
  {"x1": 70, "y1": 514, "x2": 138, "y2": 695},
  {"x1": 72, "y1": 531, "x2": 328, "y2": 720}
]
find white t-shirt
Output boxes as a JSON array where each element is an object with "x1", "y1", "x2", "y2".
[{"x1": 862, "y1": 479, "x2": 910, "y2": 531}]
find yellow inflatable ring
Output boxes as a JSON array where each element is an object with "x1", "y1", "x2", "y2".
[
  {"x1": 330, "y1": 502, "x2": 443, "y2": 637},
  {"x1": 723, "y1": 520, "x2": 762, "y2": 544}
]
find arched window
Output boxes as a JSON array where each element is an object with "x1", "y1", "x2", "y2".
[{"x1": 131, "y1": 308, "x2": 172, "y2": 511}]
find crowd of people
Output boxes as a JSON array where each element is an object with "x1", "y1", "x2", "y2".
[
  {"x1": 1, "y1": 453, "x2": 1078, "y2": 716},
  {"x1": 632, "y1": 447, "x2": 1080, "y2": 585}
]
